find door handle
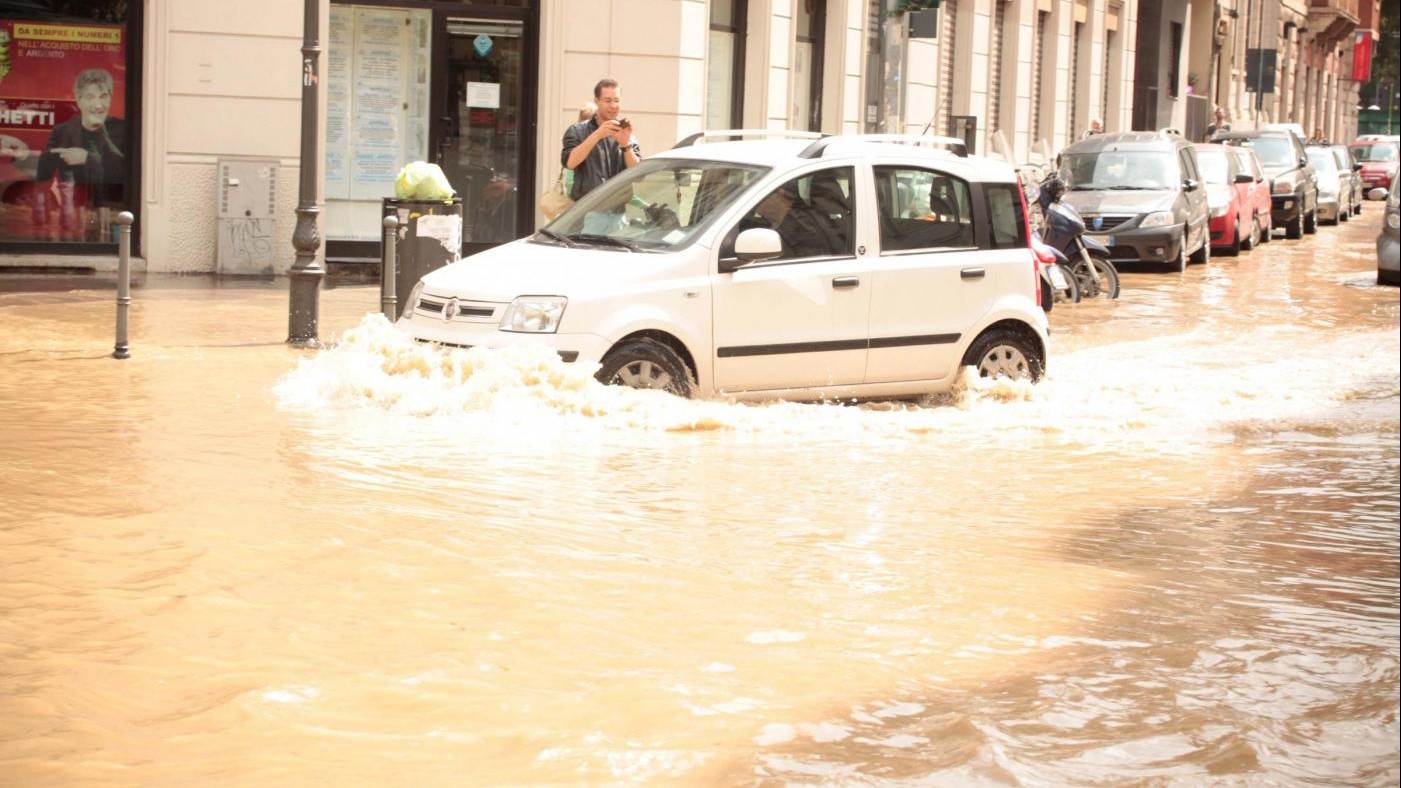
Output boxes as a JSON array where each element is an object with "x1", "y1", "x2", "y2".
[
  {"x1": 960, "y1": 268, "x2": 986, "y2": 280},
  {"x1": 832, "y1": 276, "x2": 860, "y2": 289}
]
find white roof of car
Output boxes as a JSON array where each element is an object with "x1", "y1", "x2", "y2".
[{"x1": 653, "y1": 134, "x2": 1019, "y2": 184}]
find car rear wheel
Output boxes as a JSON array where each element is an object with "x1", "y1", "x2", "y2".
[
  {"x1": 1304, "y1": 208, "x2": 1318, "y2": 234},
  {"x1": 1241, "y1": 214, "x2": 1258, "y2": 251},
  {"x1": 596, "y1": 338, "x2": 695, "y2": 398},
  {"x1": 963, "y1": 328, "x2": 1045, "y2": 382}
]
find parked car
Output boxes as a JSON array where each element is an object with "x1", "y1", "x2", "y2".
[
  {"x1": 1349, "y1": 139, "x2": 1399, "y2": 198},
  {"x1": 1380, "y1": 173, "x2": 1400, "y2": 287},
  {"x1": 1306, "y1": 145, "x2": 1348, "y2": 225},
  {"x1": 1329, "y1": 143, "x2": 1364, "y2": 218},
  {"x1": 1213, "y1": 130, "x2": 1319, "y2": 240},
  {"x1": 398, "y1": 132, "x2": 1050, "y2": 399},
  {"x1": 1193, "y1": 143, "x2": 1253, "y2": 255},
  {"x1": 1263, "y1": 122, "x2": 1307, "y2": 142},
  {"x1": 1228, "y1": 146, "x2": 1274, "y2": 246},
  {"x1": 1057, "y1": 131, "x2": 1211, "y2": 271}
]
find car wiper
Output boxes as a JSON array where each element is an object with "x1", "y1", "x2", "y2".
[
  {"x1": 567, "y1": 234, "x2": 643, "y2": 252},
  {"x1": 534, "y1": 229, "x2": 576, "y2": 247}
]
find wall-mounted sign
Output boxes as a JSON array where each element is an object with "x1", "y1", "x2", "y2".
[{"x1": 473, "y1": 34, "x2": 492, "y2": 57}]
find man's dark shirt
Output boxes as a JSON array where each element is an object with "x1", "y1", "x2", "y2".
[{"x1": 560, "y1": 116, "x2": 641, "y2": 200}]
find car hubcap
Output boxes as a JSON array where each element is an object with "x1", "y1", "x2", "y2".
[
  {"x1": 978, "y1": 345, "x2": 1030, "y2": 380},
  {"x1": 614, "y1": 360, "x2": 672, "y2": 390}
]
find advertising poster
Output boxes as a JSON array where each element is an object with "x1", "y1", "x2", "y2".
[{"x1": 0, "y1": 20, "x2": 127, "y2": 242}]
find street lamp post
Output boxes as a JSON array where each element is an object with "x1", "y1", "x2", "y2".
[{"x1": 287, "y1": 0, "x2": 323, "y2": 347}]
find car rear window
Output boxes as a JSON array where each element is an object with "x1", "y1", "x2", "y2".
[
  {"x1": 985, "y1": 185, "x2": 1026, "y2": 249},
  {"x1": 874, "y1": 166, "x2": 976, "y2": 251}
]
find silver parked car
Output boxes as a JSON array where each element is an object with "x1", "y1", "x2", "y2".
[
  {"x1": 1330, "y1": 144, "x2": 1364, "y2": 218},
  {"x1": 1380, "y1": 173, "x2": 1399, "y2": 287}
]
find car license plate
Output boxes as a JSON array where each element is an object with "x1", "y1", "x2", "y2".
[
  {"x1": 1048, "y1": 265, "x2": 1069, "y2": 289},
  {"x1": 1088, "y1": 233, "x2": 1114, "y2": 247}
]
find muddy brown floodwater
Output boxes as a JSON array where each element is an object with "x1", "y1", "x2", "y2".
[{"x1": 1, "y1": 214, "x2": 1397, "y2": 786}]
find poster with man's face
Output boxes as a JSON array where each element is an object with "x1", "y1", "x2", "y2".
[{"x1": 0, "y1": 20, "x2": 126, "y2": 242}]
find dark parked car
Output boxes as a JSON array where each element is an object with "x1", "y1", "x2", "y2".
[
  {"x1": 1058, "y1": 131, "x2": 1211, "y2": 272},
  {"x1": 1212, "y1": 130, "x2": 1318, "y2": 240}
]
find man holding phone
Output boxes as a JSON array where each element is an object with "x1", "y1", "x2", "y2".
[{"x1": 560, "y1": 78, "x2": 641, "y2": 201}]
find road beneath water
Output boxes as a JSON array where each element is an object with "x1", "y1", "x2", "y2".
[{"x1": 1, "y1": 213, "x2": 1397, "y2": 786}]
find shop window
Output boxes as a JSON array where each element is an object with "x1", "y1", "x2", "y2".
[
  {"x1": 1, "y1": 2, "x2": 138, "y2": 247},
  {"x1": 706, "y1": 0, "x2": 746, "y2": 130}
]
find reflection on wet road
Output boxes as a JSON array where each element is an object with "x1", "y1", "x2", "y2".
[{"x1": 1, "y1": 214, "x2": 1397, "y2": 785}]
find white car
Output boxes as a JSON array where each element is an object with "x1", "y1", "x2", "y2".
[{"x1": 398, "y1": 131, "x2": 1050, "y2": 400}]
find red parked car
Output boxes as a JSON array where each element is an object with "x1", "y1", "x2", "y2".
[
  {"x1": 1349, "y1": 138, "x2": 1399, "y2": 197},
  {"x1": 1194, "y1": 143, "x2": 1267, "y2": 254},
  {"x1": 1230, "y1": 146, "x2": 1274, "y2": 246}
]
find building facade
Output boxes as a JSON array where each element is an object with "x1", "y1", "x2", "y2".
[{"x1": 0, "y1": 0, "x2": 1377, "y2": 273}]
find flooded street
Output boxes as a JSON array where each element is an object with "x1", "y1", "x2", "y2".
[{"x1": 1, "y1": 214, "x2": 1397, "y2": 786}]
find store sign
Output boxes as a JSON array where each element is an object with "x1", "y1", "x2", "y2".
[{"x1": 0, "y1": 19, "x2": 127, "y2": 243}]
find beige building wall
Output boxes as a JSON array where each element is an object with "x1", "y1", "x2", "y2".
[{"x1": 142, "y1": 0, "x2": 312, "y2": 274}]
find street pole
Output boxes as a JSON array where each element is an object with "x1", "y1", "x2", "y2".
[{"x1": 287, "y1": 0, "x2": 323, "y2": 347}]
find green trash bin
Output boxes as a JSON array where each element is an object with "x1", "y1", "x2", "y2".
[{"x1": 382, "y1": 197, "x2": 463, "y2": 320}]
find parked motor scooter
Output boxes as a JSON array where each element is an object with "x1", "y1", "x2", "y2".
[
  {"x1": 1032, "y1": 230, "x2": 1079, "y2": 310},
  {"x1": 1037, "y1": 173, "x2": 1121, "y2": 299}
]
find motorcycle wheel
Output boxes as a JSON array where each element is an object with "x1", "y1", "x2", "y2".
[{"x1": 1088, "y1": 251, "x2": 1120, "y2": 299}]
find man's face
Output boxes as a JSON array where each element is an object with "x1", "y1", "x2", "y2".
[
  {"x1": 76, "y1": 84, "x2": 111, "y2": 129},
  {"x1": 596, "y1": 87, "x2": 621, "y2": 122}
]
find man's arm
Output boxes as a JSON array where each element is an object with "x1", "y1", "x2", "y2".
[{"x1": 565, "y1": 122, "x2": 612, "y2": 171}]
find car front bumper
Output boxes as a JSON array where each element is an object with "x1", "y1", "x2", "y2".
[
  {"x1": 395, "y1": 317, "x2": 611, "y2": 368},
  {"x1": 1209, "y1": 213, "x2": 1236, "y2": 247},
  {"x1": 1272, "y1": 193, "x2": 1303, "y2": 224},
  {"x1": 1316, "y1": 197, "x2": 1340, "y2": 222},
  {"x1": 1084, "y1": 224, "x2": 1183, "y2": 264}
]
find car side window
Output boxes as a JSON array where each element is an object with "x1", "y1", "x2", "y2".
[
  {"x1": 720, "y1": 167, "x2": 855, "y2": 262},
  {"x1": 874, "y1": 166, "x2": 976, "y2": 252},
  {"x1": 1178, "y1": 150, "x2": 1198, "y2": 184}
]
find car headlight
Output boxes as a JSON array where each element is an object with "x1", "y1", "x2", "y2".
[
  {"x1": 401, "y1": 281, "x2": 425, "y2": 321},
  {"x1": 500, "y1": 296, "x2": 567, "y2": 333},
  {"x1": 1139, "y1": 211, "x2": 1175, "y2": 228},
  {"x1": 1271, "y1": 176, "x2": 1298, "y2": 195}
]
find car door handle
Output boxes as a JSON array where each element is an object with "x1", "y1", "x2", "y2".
[
  {"x1": 960, "y1": 268, "x2": 986, "y2": 280},
  {"x1": 832, "y1": 276, "x2": 860, "y2": 289}
]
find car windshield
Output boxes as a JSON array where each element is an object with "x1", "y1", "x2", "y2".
[
  {"x1": 1307, "y1": 148, "x2": 1337, "y2": 173},
  {"x1": 1195, "y1": 148, "x2": 1231, "y2": 184},
  {"x1": 1229, "y1": 136, "x2": 1294, "y2": 168},
  {"x1": 1350, "y1": 143, "x2": 1398, "y2": 162},
  {"x1": 1061, "y1": 151, "x2": 1178, "y2": 190},
  {"x1": 541, "y1": 159, "x2": 769, "y2": 252}
]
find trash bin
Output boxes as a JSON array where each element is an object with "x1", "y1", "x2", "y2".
[{"x1": 382, "y1": 197, "x2": 464, "y2": 320}]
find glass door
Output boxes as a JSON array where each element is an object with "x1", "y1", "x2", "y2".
[{"x1": 436, "y1": 17, "x2": 524, "y2": 252}]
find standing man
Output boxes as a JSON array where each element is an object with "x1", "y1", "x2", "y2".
[
  {"x1": 561, "y1": 78, "x2": 640, "y2": 201},
  {"x1": 1204, "y1": 107, "x2": 1231, "y2": 141}
]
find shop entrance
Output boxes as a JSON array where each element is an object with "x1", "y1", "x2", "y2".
[
  {"x1": 324, "y1": 2, "x2": 537, "y2": 265},
  {"x1": 435, "y1": 17, "x2": 527, "y2": 255}
]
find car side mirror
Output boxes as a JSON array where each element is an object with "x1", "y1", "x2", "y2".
[
  {"x1": 1298, "y1": 157, "x2": 1309, "y2": 167},
  {"x1": 1234, "y1": 173, "x2": 1254, "y2": 184},
  {"x1": 1354, "y1": 162, "x2": 1363, "y2": 171},
  {"x1": 1182, "y1": 178, "x2": 1198, "y2": 192},
  {"x1": 719, "y1": 228, "x2": 783, "y2": 273}
]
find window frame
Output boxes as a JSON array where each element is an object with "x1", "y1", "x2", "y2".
[
  {"x1": 718, "y1": 164, "x2": 857, "y2": 265},
  {"x1": 707, "y1": 0, "x2": 748, "y2": 130}
]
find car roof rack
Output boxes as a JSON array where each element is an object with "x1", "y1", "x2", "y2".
[
  {"x1": 799, "y1": 133, "x2": 969, "y2": 159},
  {"x1": 672, "y1": 129, "x2": 829, "y2": 149}
]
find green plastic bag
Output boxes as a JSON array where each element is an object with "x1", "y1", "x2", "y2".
[{"x1": 395, "y1": 161, "x2": 456, "y2": 200}]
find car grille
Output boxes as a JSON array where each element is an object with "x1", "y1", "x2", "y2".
[
  {"x1": 414, "y1": 297, "x2": 498, "y2": 320},
  {"x1": 1085, "y1": 215, "x2": 1133, "y2": 231}
]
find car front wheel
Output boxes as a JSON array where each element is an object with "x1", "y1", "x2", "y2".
[
  {"x1": 963, "y1": 328, "x2": 1045, "y2": 382},
  {"x1": 596, "y1": 338, "x2": 695, "y2": 397}
]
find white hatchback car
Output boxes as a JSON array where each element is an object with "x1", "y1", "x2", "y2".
[{"x1": 398, "y1": 131, "x2": 1050, "y2": 400}]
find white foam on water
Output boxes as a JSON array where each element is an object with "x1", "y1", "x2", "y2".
[{"x1": 273, "y1": 314, "x2": 1399, "y2": 452}]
